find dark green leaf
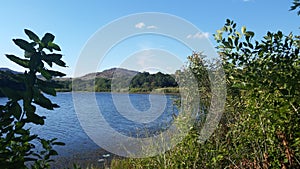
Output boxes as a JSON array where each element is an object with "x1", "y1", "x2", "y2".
[
  {"x1": 24, "y1": 104, "x2": 36, "y2": 114},
  {"x1": 33, "y1": 89, "x2": 59, "y2": 110},
  {"x1": 9, "y1": 102, "x2": 22, "y2": 119},
  {"x1": 52, "y1": 141, "x2": 65, "y2": 146},
  {"x1": 49, "y1": 150, "x2": 58, "y2": 156},
  {"x1": 6, "y1": 54, "x2": 30, "y2": 68},
  {"x1": 24, "y1": 29, "x2": 40, "y2": 42},
  {"x1": 54, "y1": 60, "x2": 67, "y2": 67},
  {"x1": 47, "y1": 70, "x2": 66, "y2": 77},
  {"x1": 41, "y1": 33, "x2": 55, "y2": 45},
  {"x1": 15, "y1": 128, "x2": 28, "y2": 135},
  {"x1": 42, "y1": 54, "x2": 62, "y2": 62},
  {"x1": 24, "y1": 157, "x2": 37, "y2": 162},
  {"x1": 13, "y1": 39, "x2": 35, "y2": 52},
  {"x1": 26, "y1": 113, "x2": 45, "y2": 125}
]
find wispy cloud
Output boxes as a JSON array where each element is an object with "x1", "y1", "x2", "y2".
[
  {"x1": 135, "y1": 22, "x2": 158, "y2": 29},
  {"x1": 146, "y1": 25, "x2": 158, "y2": 29},
  {"x1": 186, "y1": 32, "x2": 210, "y2": 39}
]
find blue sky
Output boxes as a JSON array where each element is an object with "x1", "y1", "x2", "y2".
[{"x1": 0, "y1": 0, "x2": 299, "y2": 77}]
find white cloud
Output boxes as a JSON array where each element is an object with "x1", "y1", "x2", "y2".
[
  {"x1": 135, "y1": 22, "x2": 158, "y2": 29},
  {"x1": 146, "y1": 25, "x2": 158, "y2": 29},
  {"x1": 135, "y1": 22, "x2": 145, "y2": 29},
  {"x1": 186, "y1": 32, "x2": 210, "y2": 39}
]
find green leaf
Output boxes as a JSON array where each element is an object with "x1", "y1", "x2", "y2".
[
  {"x1": 40, "y1": 69, "x2": 52, "y2": 80},
  {"x1": 15, "y1": 128, "x2": 28, "y2": 135},
  {"x1": 38, "y1": 82, "x2": 56, "y2": 96},
  {"x1": 42, "y1": 54, "x2": 62, "y2": 62},
  {"x1": 15, "y1": 121, "x2": 25, "y2": 130},
  {"x1": 26, "y1": 113, "x2": 45, "y2": 125},
  {"x1": 6, "y1": 54, "x2": 30, "y2": 68},
  {"x1": 33, "y1": 89, "x2": 59, "y2": 110},
  {"x1": 49, "y1": 150, "x2": 58, "y2": 156},
  {"x1": 41, "y1": 33, "x2": 55, "y2": 45},
  {"x1": 24, "y1": 29, "x2": 40, "y2": 42},
  {"x1": 40, "y1": 139, "x2": 50, "y2": 150},
  {"x1": 52, "y1": 141, "x2": 65, "y2": 146},
  {"x1": 47, "y1": 42, "x2": 61, "y2": 51},
  {"x1": 24, "y1": 103, "x2": 36, "y2": 114},
  {"x1": 24, "y1": 157, "x2": 37, "y2": 162},
  {"x1": 241, "y1": 26, "x2": 246, "y2": 34},
  {"x1": 13, "y1": 39, "x2": 35, "y2": 52},
  {"x1": 47, "y1": 70, "x2": 66, "y2": 77},
  {"x1": 54, "y1": 60, "x2": 67, "y2": 67},
  {"x1": 9, "y1": 102, "x2": 22, "y2": 119}
]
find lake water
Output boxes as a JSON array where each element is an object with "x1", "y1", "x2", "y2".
[{"x1": 0, "y1": 92, "x2": 179, "y2": 158}]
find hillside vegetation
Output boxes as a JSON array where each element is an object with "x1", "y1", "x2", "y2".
[{"x1": 55, "y1": 68, "x2": 179, "y2": 93}]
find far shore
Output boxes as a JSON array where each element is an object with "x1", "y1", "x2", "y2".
[{"x1": 55, "y1": 87, "x2": 181, "y2": 96}]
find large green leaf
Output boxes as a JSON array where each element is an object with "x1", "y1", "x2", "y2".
[
  {"x1": 26, "y1": 113, "x2": 45, "y2": 125},
  {"x1": 6, "y1": 54, "x2": 30, "y2": 68},
  {"x1": 38, "y1": 82, "x2": 56, "y2": 96},
  {"x1": 13, "y1": 39, "x2": 35, "y2": 53},
  {"x1": 53, "y1": 60, "x2": 67, "y2": 67},
  {"x1": 33, "y1": 89, "x2": 59, "y2": 110},
  {"x1": 41, "y1": 54, "x2": 66, "y2": 67},
  {"x1": 24, "y1": 29, "x2": 40, "y2": 42},
  {"x1": 41, "y1": 33, "x2": 55, "y2": 45}
]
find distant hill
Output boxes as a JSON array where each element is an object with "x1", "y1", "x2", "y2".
[
  {"x1": 55, "y1": 68, "x2": 178, "y2": 93},
  {"x1": 0, "y1": 67, "x2": 179, "y2": 94},
  {"x1": 0, "y1": 68, "x2": 25, "y2": 97},
  {"x1": 0, "y1": 68, "x2": 21, "y2": 74},
  {"x1": 79, "y1": 68, "x2": 139, "y2": 80}
]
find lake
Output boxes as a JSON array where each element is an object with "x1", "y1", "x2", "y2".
[{"x1": 0, "y1": 92, "x2": 179, "y2": 158}]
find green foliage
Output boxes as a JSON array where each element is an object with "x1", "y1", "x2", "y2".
[
  {"x1": 290, "y1": 0, "x2": 300, "y2": 15},
  {"x1": 0, "y1": 29, "x2": 66, "y2": 168},
  {"x1": 212, "y1": 19, "x2": 300, "y2": 168},
  {"x1": 111, "y1": 3, "x2": 300, "y2": 168}
]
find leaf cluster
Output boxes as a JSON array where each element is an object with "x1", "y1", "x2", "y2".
[{"x1": 0, "y1": 29, "x2": 66, "y2": 169}]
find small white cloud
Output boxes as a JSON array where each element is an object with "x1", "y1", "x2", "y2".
[
  {"x1": 186, "y1": 32, "x2": 209, "y2": 39},
  {"x1": 135, "y1": 22, "x2": 158, "y2": 29},
  {"x1": 135, "y1": 22, "x2": 145, "y2": 29},
  {"x1": 146, "y1": 25, "x2": 158, "y2": 29}
]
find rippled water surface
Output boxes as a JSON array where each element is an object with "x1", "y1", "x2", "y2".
[{"x1": 0, "y1": 92, "x2": 178, "y2": 157}]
